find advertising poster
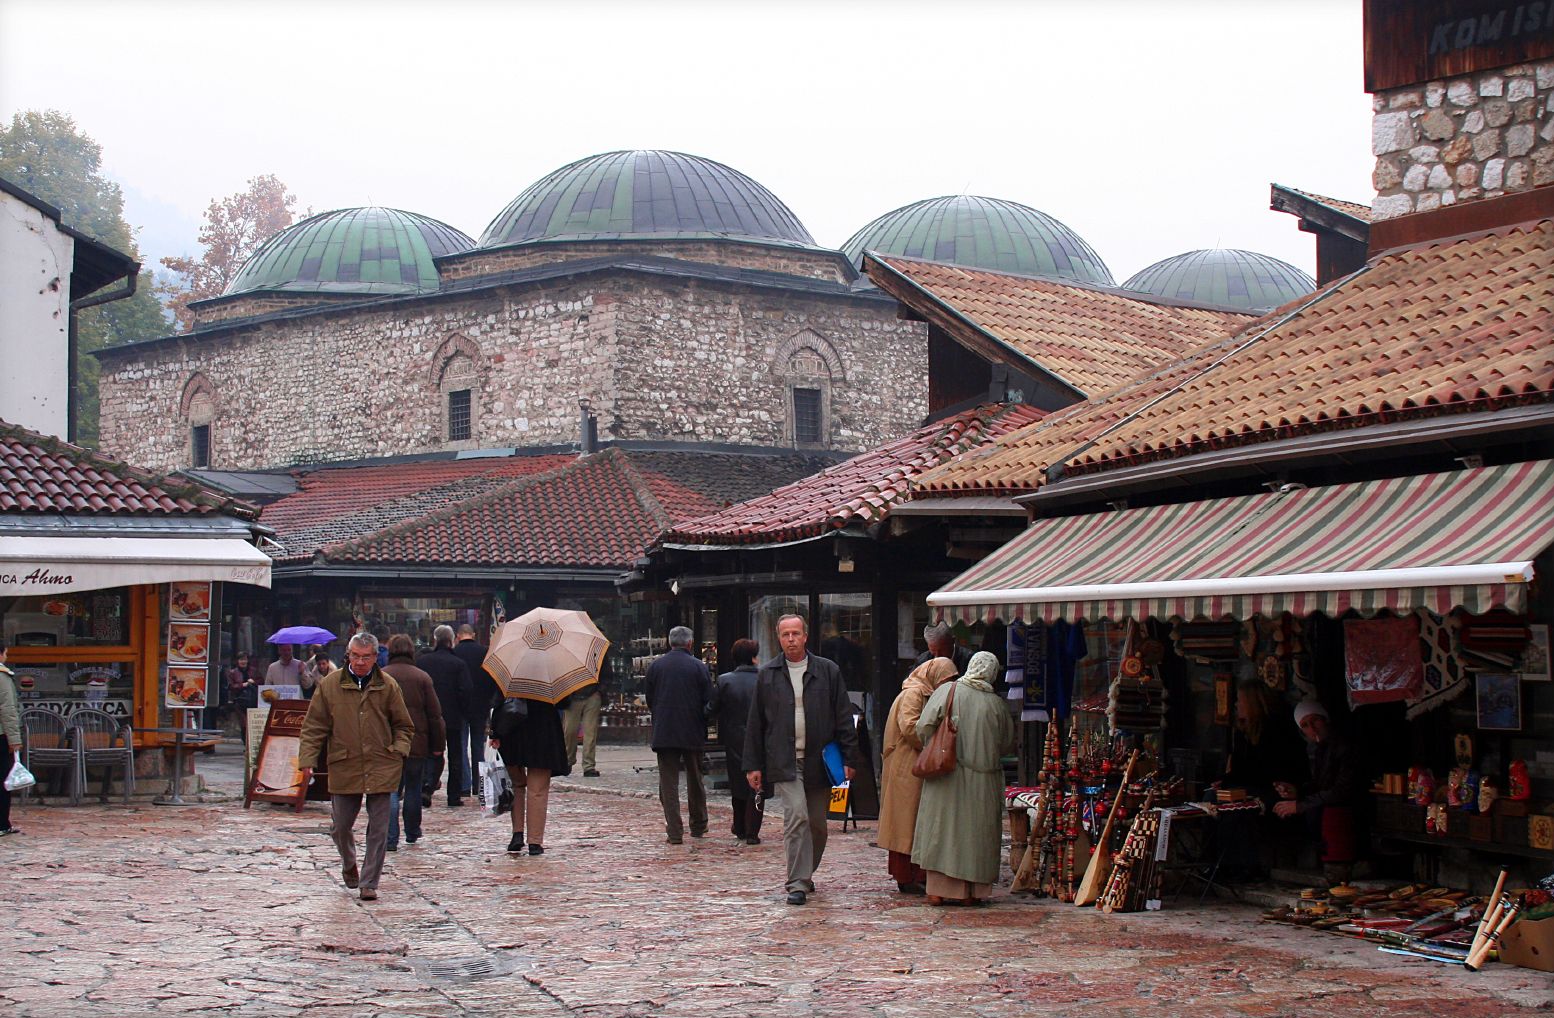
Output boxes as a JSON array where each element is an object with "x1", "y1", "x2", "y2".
[
  {"x1": 167, "y1": 622, "x2": 210, "y2": 664},
  {"x1": 165, "y1": 666, "x2": 209, "y2": 709},
  {"x1": 168, "y1": 581, "x2": 212, "y2": 622}
]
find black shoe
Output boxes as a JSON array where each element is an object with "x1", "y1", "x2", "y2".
[
  {"x1": 507, "y1": 833, "x2": 524, "y2": 854},
  {"x1": 406, "y1": 834, "x2": 419, "y2": 845},
  {"x1": 583, "y1": 769, "x2": 600, "y2": 777},
  {"x1": 690, "y1": 830, "x2": 707, "y2": 839},
  {"x1": 0, "y1": 826, "x2": 20, "y2": 837},
  {"x1": 386, "y1": 843, "x2": 398, "y2": 852},
  {"x1": 448, "y1": 798, "x2": 464, "y2": 808},
  {"x1": 666, "y1": 834, "x2": 683, "y2": 845},
  {"x1": 786, "y1": 891, "x2": 807, "y2": 906},
  {"x1": 746, "y1": 837, "x2": 762, "y2": 846},
  {"x1": 528, "y1": 844, "x2": 544, "y2": 856}
]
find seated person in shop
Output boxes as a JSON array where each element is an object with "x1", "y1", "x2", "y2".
[
  {"x1": 1217, "y1": 681, "x2": 1308, "y2": 881},
  {"x1": 1273, "y1": 700, "x2": 1363, "y2": 883}
]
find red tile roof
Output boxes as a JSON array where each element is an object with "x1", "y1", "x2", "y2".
[
  {"x1": 1272, "y1": 184, "x2": 1373, "y2": 224},
  {"x1": 867, "y1": 255, "x2": 1253, "y2": 398},
  {"x1": 913, "y1": 216, "x2": 1554, "y2": 495},
  {"x1": 261, "y1": 447, "x2": 838, "y2": 567},
  {"x1": 0, "y1": 420, "x2": 253, "y2": 517},
  {"x1": 659, "y1": 404, "x2": 1047, "y2": 547}
]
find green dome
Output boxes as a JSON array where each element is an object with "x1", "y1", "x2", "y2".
[
  {"x1": 224, "y1": 207, "x2": 475, "y2": 297},
  {"x1": 479, "y1": 150, "x2": 816, "y2": 249},
  {"x1": 842, "y1": 195, "x2": 1113, "y2": 284},
  {"x1": 1123, "y1": 249, "x2": 1314, "y2": 312}
]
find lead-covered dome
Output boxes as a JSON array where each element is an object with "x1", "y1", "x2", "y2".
[
  {"x1": 1123, "y1": 249, "x2": 1314, "y2": 312},
  {"x1": 842, "y1": 195, "x2": 1113, "y2": 284},
  {"x1": 224, "y1": 207, "x2": 475, "y2": 297},
  {"x1": 478, "y1": 150, "x2": 816, "y2": 249}
]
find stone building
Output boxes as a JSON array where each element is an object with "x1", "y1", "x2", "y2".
[{"x1": 95, "y1": 151, "x2": 930, "y2": 473}]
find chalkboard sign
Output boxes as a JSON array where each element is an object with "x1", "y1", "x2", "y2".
[{"x1": 244, "y1": 699, "x2": 314, "y2": 811}]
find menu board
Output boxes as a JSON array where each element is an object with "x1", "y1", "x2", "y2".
[
  {"x1": 245, "y1": 699, "x2": 313, "y2": 811},
  {"x1": 164, "y1": 582, "x2": 212, "y2": 708}
]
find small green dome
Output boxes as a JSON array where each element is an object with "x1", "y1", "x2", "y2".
[
  {"x1": 479, "y1": 150, "x2": 815, "y2": 249},
  {"x1": 224, "y1": 207, "x2": 475, "y2": 297},
  {"x1": 1123, "y1": 249, "x2": 1315, "y2": 312},
  {"x1": 842, "y1": 195, "x2": 1113, "y2": 284}
]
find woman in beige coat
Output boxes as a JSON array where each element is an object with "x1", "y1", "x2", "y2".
[{"x1": 876, "y1": 657, "x2": 958, "y2": 894}]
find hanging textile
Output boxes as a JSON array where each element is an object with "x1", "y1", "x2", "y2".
[{"x1": 1344, "y1": 615, "x2": 1423, "y2": 705}]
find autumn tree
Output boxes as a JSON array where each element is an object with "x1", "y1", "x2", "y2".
[
  {"x1": 0, "y1": 110, "x2": 170, "y2": 447},
  {"x1": 159, "y1": 174, "x2": 297, "y2": 331}
]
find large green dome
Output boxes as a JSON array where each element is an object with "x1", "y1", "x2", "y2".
[
  {"x1": 478, "y1": 150, "x2": 816, "y2": 249},
  {"x1": 1123, "y1": 249, "x2": 1314, "y2": 312},
  {"x1": 223, "y1": 207, "x2": 475, "y2": 297},
  {"x1": 842, "y1": 195, "x2": 1113, "y2": 284}
]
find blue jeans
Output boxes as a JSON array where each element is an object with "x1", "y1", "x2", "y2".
[
  {"x1": 389, "y1": 757, "x2": 429, "y2": 848},
  {"x1": 446, "y1": 721, "x2": 470, "y2": 799}
]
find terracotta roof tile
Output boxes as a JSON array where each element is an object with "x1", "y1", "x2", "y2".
[
  {"x1": 869, "y1": 255, "x2": 1252, "y2": 398},
  {"x1": 914, "y1": 217, "x2": 1554, "y2": 495},
  {"x1": 1279, "y1": 185, "x2": 1373, "y2": 223},
  {"x1": 660, "y1": 404, "x2": 1046, "y2": 546},
  {"x1": 260, "y1": 447, "x2": 838, "y2": 568},
  {"x1": 0, "y1": 420, "x2": 252, "y2": 518}
]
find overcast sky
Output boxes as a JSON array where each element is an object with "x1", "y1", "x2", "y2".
[{"x1": 0, "y1": 0, "x2": 1374, "y2": 284}]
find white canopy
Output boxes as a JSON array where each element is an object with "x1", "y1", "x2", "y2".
[{"x1": 0, "y1": 536, "x2": 272, "y2": 595}]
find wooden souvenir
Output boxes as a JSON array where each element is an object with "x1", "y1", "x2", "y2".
[{"x1": 1529, "y1": 814, "x2": 1554, "y2": 852}]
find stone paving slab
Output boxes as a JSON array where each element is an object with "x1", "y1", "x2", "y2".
[{"x1": 2, "y1": 744, "x2": 1550, "y2": 1017}]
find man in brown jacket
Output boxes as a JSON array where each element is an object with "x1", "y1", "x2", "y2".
[
  {"x1": 382, "y1": 634, "x2": 445, "y2": 851},
  {"x1": 299, "y1": 632, "x2": 415, "y2": 901}
]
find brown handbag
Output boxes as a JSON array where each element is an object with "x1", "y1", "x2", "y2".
[{"x1": 911, "y1": 682, "x2": 958, "y2": 779}]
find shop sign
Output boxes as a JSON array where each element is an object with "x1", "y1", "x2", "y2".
[
  {"x1": 165, "y1": 582, "x2": 211, "y2": 709},
  {"x1": 245, "y1": 699, "x2": 313, "y2": 811},
  {"x1": 18, "y1": 696, "x2": 132, "y2": 718}
]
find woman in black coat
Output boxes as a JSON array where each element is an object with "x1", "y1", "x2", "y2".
[{"x1": 488, "y1": 686, "x2": 571, "y2": 856}]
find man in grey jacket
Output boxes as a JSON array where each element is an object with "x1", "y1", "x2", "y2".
[{"x1": 743, "y1": 614, "x2": 856, "y2": 906}]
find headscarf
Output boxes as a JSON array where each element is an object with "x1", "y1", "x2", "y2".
[
  {"x1": 1293, "y1": 700, "x2": 1329, "y2": 727},
  {"x1": 964, "y1": 650, "x2": 1000, "y2": 689},
  {"x1": 907, "y1": 657, "x2": 958, "y2": 691}
]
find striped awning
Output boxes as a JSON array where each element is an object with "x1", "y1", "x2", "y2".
[{"x1": 929, "y1": 460, "x2": 1554, "y2": 624}]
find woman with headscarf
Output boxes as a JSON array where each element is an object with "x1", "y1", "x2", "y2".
[
  {"x1": 877, "y1": 657, "x2": 959, "y2": 895},
  {"x1": 911, "y1": 651, "x2": 1015, "y2": 905}
]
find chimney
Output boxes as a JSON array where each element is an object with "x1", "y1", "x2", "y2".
[{"x1": 579, "y1": 398, "x2": 598, "y2": 455}]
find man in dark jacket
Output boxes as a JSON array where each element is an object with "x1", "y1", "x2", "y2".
[
  {"x1": 417, "y1": 625, "x2": 474, "y2": 807},
  {"x1": 452, "y1": 624, "x2": 492, "y2": 795},
  {"x1": 743, "y1": 614, "x2": 856, "y2": 906},
  {"x1": 382, "y1": 634, "x2": 445, "y2": 850},
  {"x1": 915, "y1": 621, "x2": 973, "y2": 675},
  {"x1": 645, "y1": 626, "x2": 713, "y2": 844},
  {"x1": 711, "y1": 637, "x2": 763, "y2": 844}
]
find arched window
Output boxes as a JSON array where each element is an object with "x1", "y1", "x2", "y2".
[
  {"x1": 774, "y1": 330, "x2": 842, "y2": 449},
  {"x1": 180, "y1": 374, "x2": 216, "y2": 468},
  {"x1": 430, "y1": 335, "x2": 483, "y2": 448}
]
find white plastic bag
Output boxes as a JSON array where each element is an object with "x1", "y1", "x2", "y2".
[
  {"x1": 5, "y1": 758, "x2": 36, "y2": 792},
  {"x1": 481, "y1": 743, "x2": 512, "y2": 817}
]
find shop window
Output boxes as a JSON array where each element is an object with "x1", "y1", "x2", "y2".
[
  {"x1": 447, "y1": 389, "x2": 472, "y2": 441},
  {"x1": 191, "y1": 424, "x2": 211, "y2": 468},
  {"x1": 3, "y1": 588, "x2": 136, "y2": 717},
  {"x1": 749, "y1": 594, "x2": 810, "y2": 662}
]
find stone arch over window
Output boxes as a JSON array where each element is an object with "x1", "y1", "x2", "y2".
[
  {"x1": 772, "y1": 329, "x2": 842, "y2": 448},
  {"x1": 431, "y1": 335, "x2": 484, "y2": 448},
  {"x1": 180, "y1": 373, "x2": 216, "y2": 468}
]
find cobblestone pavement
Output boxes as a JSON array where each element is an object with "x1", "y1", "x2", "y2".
[{"x1": 3, "y1": 744, "x2": 1550, "y2": 1017}]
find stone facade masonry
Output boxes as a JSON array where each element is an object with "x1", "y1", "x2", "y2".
[
  {"x1": 1371, "y1": 59, "x2": 1554, "y2": 220},
  {"x1": 96, "y1": 270, "x2": 926, "y2": 473}
]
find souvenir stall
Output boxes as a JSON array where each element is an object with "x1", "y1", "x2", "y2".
[{"x1": 928, "y1": 461, "x2": 1554, "y2": 971}]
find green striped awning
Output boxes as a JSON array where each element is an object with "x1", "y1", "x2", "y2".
[{"x1": 929, "y1": 460, "x2": 1554, "y2": 623}]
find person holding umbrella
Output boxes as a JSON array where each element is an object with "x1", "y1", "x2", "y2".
[{"x1": 482, "y1": 608, "x2": 609, "y2": 856}]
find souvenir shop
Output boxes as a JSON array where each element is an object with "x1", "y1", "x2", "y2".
[{"x1": 926, "y1": 461, "x2": 1554, "y2": 969}]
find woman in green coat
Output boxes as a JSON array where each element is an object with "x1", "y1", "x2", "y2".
[{"x1": 911, "y1": 651, "x2": 1015, "y2": 905}]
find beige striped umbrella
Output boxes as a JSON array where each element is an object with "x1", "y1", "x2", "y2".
[{"x1": 483, "y1": 607, "x2": 610, "y2": 704}]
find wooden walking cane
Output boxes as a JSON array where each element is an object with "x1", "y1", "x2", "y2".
[
  {"x1": 1464, "y1": 900, "x2": 1520, "y2": 971},
  {"x1": 1466, "y1": 869, "x2": 1508, "y2": 962},
  {"x1": 1074, "y1": 749, "x2": 1139, "y2": 907}
]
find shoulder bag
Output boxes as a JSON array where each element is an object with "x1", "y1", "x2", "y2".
[{"x1": 911, "y1": 681, "x2": 958, "y2": 779}]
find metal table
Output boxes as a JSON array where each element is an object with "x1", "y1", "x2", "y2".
[{"x1": 134, "y1": 726, "x2": 226, "y2": 805}]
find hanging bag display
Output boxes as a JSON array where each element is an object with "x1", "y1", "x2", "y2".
[{"x1": 911, "y1": 682, "x2": 958, "y2": 779}]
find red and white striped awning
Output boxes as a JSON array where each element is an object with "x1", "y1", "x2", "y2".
[{"x1": 929, "y1": 460, "x2": 1554, "y2": 624}]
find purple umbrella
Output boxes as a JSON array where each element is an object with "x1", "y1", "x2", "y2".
[{"x1": 266, "y1": 626, "x2": 336, "y2": 645}]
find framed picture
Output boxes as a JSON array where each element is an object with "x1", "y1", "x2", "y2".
[
  {"x1": 1520, "y1": 624, "x2": 1551, "y2": 682},
  {"x1": 1475, "y1": 673, "x2": 1522, "y2": 731}
]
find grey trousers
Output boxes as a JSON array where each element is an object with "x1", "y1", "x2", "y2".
[
  {"x1": 330, "y1": 792, "x2": 392, "y2": 891},
  {"x1": 774, "y1": 771, "x2": 832, "y2": 893},
  {"x1": 656, "y1": 750, "x2": 708, "y2": 839}
]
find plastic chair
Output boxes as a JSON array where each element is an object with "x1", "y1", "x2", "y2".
[
  {"x1": 73, "y1": 707, "x2": 135, "y2": 804},
  {"x1": 20, "y1": 709, "x2": 82, "y2": 805}
]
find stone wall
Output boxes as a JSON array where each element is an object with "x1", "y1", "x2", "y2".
[
  {"x1": 191, "y1": 292, "x2": 376, "y2": 326},
  {"x1": 438, "y1": 238, "x2": 854, "y2": 285},
  {"x1": 1371, "y1": 60, "x2": 1554, "y2": 220},
  {"x1": 97, "y1": 271, "x2": 926, "y2": 473}
]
